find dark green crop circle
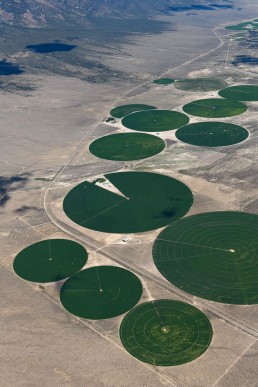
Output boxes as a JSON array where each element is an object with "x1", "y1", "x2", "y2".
[
  {"x1": 153, "y1": 78, "x2": 175, "y2": 85},
  {"x1": 120, "y1": 300, "x2": 212, "y2": 366},
  {"x1": 60, "y1": 266, "x2": 142, "y2": 319},
  {"x1": 183, "y1": 98, "x2": 247, "y2": 118},
  {"x1": 63, "y1": 171, "x2": 193, "y2": 234},
  {"x1": 219, "y1": 85, "x2": 258, "y2": 101},
  {"x1": 122, "y1": 109, "x2": 189, "y2": 132},
  {"x1": 13, "y1": 239, "x2": 88, "y2": 283},
  {"x1": 176, "y1": 122, "x2": 249, "y2": 147},
  {"x1": 174, "y1": 78, "x2": 227, "y2": 92},
  {"x1": 153, "y1": 211, "x2": 258, "y2": 304},
  {"x1": 89, "y1": 133, "x2": 165, "y2": 161},
  {"x1": 110, "y1": 104, "x2": 157, "y2": 118}
]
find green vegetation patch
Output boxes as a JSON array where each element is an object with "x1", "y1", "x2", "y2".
[
  {"x1": 176, "y1": 122, "x2": 249, "y2": 147},
  {"x1": 226, "y1": 21, "x2": 258, "y2": 31},
  {"x1": 153, "y1": 78, "x2": 175, "y2": 85},
  {"x1": 110, "y1": 104, "x2": 157, "y2": 118},
  {"x1": 153, "y1": 211, "x2": 258, "y2": 304},
  {"x1": 89, "y1": 133, "x2": 165, "y2": 161},
  {"x1": 219, "y1": 85, "x2": 258, "y2": 101},
  {"x1": 174, "y1": 78, "x2": 227, "y2": 92},
  {"x1": 122, "y1": 109, "x2": 189, "y2": 132},
  {"x1": 13, "y1": 239, "x2": 88, "y2": 283},
  {"x1": 120, "y1": 300, "x2": 212, "y2": 366},
  {"x1": 63, "y1": 171, "x2": 193, "y2": 234},
  {"x1": 60, "y1": 266, "x2": 142, "y2": 319},
  {"x1": 183, "y1": 98, "x2": 247, "y2": 118}
]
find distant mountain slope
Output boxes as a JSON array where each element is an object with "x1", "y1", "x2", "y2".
[{"x1": 0, "y1": 0, "x2": 233, "y2": 27}]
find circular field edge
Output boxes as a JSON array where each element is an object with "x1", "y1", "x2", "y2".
[
  {"x1": 182, "y1": 98, "x2": 248, "y2": 118},
  {"x1": 174, "y1": 78, "x2": 228, "y2": 92},
  {"x1": 63, "y1": 171, "x2": 194, "y2": 234},
  {"x1": 153, "y1": 78, "x2": 175, "y2": 85},
  {"x1": 13, "y1": 239, "x2": 88, "y2": 283},
  {"x1": 88, "y1": 132, "x2": 166, "y2": 161},
  {"x1": 152, "y1": 211, "x2": 258, "y2": 305},
  {"x1": 110, "y1": 104, "x2": 157, "y2": 118},
  {"x1": 60, "y1": 265, "x2": 143, "y2": 319},
  {"x1": 175, "y1": 122, "x2": 249, "y2": 147},
  {"x1": 119, "y1": 299, "x2": 213, "y2": 366},
  {"x1": 121, "y1": 109, "x2": 190, "y2": 132},
  {"x1": 218, "y1": 85, "x2": 258, "y2": 101}
]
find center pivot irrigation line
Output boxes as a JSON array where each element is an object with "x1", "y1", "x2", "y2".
[
  {"x1": 79, "y1": 196, "x2": 128, "y2": 226},
  {"x1": 156, "y1": 238, "x2": 234, "y2": 252},
  {"x1": 48, "y1": 239, "x2": 52, "y2": 261},
  {"x1": 151, "y1": 301, "x2": 165, "y2": 327},
  {"x1": 96, "y1": 266, "x2": 103, "y2": 293}
]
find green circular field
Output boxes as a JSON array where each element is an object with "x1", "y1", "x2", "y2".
[
  {"x1": 89, "y1": 133, "x2": 165, "y2": 161},
  {"x1": 153, "y1": 78, "x2": 175, "y2": 85},
  {"x1": 183, "y1": 98, "x2": 247, "y2": 118},
  {"x1": 13, "y1": 239, "x2": 88, "y2": 283},
  {"x1": 110, "y1": 104, "x2": 157, "y2": 118},
  {"x1": 122, "y1": 110, "x2": 189, "y2": 132},
  {"x1": 63, "y1": 171, "x2": 193, "y2": 234},
  {"x1": 219, "y1": 85, "x2": 258, "y2": 101},
  {"x1": 60, "y1": 266, "x2": 142, "y2": 319},
  {"x1": 120, "y1": 300, "x2": 212, "y2": 366},
  {"x1": 176, "y1": 122, "x2": 249, "y2": 147},
  {"x1": 153, "y1": 211, "x2": 258, "y2": 304},
  {"x1": 174, "y1": 78, "x2": 227, "y2": 92}
]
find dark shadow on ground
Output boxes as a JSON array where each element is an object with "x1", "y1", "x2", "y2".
[
  {"x1": 15, "y1": 205, "x2": 38, "y2": 214},
  {"x1": 169, "y1": 3, "x2": 233, "y2": 12},
  {"x1": 232, "y1": 55, "x2": 258, "y2": 66},
  {"x1": 0, "y1": 59, "x2": 24, "y2": 76},
  {"x1": 0, "y1": 173, "x2": 30, "y2": 207},
  {"x1": 26, "y1": 42, "x2": 77, "y2": 53}
]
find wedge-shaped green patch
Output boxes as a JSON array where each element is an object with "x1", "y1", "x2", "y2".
[
  {"x1": 120, "y1": 300, "x2": 212, "y2": 366},
  {"x1": 63, "y1": 172, "x2": 193, "y2": 233},
  {"x1": 60, "y1": 266, "x2": 142, "y2": 319},
  {"x1": 153, "y1": 211, "x2": 258, "y2": 304}
]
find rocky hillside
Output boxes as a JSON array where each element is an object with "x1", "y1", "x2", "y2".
[{"x1": 0, "y1": 0, "x2": 233, "y2": 27}]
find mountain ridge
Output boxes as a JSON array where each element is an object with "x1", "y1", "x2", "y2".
[{"x1": 0, "y1": 0, "x2": 234, "y2": 27}]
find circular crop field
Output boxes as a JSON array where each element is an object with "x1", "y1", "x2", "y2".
[
  {"x1": 13, "y1": 239, "x2": 88, "y2": 283},
  {"x1": 183, "y1": 98, "x2": 247, "y2": 118},
  {"x1": 153, "y1": 78, "x2": 175, "y2": 85},
  {"x1": 176, "y1": 122, "x2": 249, "y2": 147},
  {"x1": 60, "y1": 266, "x2": 142, "y2": 319},
  {"x1": 89, "y1": 133, "x2": 165, "y2": 161},
  {"x1": 219, "y1": 85, "x2": 258, "y2": 101},
  {"x1": 174, "y1": 78, "x2": 227, "y2": 92},
  {"x1": 153, "y1": 211, "x2": 258, "y2": 304},
  {"x1": 63, "y1": 171, "x2": 193, "y2": 234},
  {"x1": 110, "y1": 104, "x2": 157, "y2": 118},
  {"x1": 120, "y1": 300, "x2": 212, "y2": 366},
  {"x1": 122, "y1": 109, "x2": 189, "y2": 132}
]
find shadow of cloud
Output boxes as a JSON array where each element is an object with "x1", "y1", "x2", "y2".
[
  {"x1": 15, "y1": 205, "x2": 38, "y2": 214},
  {"x1": 232, "y1": 55, "x2": 258, "y2": 66},
  {"x1": 26, "y1": 42, "x2": 77, "y2": 53},
  {"x1": 0, "y1": 59, "x2": 24, "y2": 76},
  {"x1": 0, "y1": 173, "x2": 30, "y2": 207}
]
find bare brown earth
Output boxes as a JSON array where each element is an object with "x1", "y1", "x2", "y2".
[{"x1": 2, "y1": 2, "x2": 258, "y2": 386}]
